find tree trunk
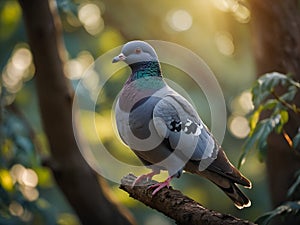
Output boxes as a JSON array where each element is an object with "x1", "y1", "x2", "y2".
[
  {"x1": 249, "y1": 0, "x2": 300, "y2": 224},
  {"x1": 18, "y1": 0, "x2": 135, "y2": 224}
]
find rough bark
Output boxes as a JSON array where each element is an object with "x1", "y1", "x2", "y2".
[
  {"x1": 120, "y1": 174, "x2": 255, "y2": 225},
  {"x1": 249, "y1": 0, "x2": 300, "y2": 222},
  {"x1": 18, "y1": 0, "x2": 135, "y2": 224}
]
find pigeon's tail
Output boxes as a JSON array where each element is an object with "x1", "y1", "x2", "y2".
[
  {"x1": 185, "y1": 148, "x2": 251, "y2": 209},
  {"x1": 216, "y1": 180, "x2": 251, "y2": 209},
  {"x1": 204, "y1": 148, "x2": 251, "y2": 208},
  {"x1": 194, "y1": 168, "x2": 251, "y2": 209}
]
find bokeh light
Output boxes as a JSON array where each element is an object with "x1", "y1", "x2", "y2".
[
  {"x1": 233, "y1": 4, "x2": 251, "y2": 23},
  {"x1": 10, "y1": 164, "x2": 38, "y2": 187},
  {"x1": 65, "y1": 59, "x2": 84, "y2": 79},
  {"x1": 212, "y1": 0, "x2": 238, "y2": 12},
  {"x1": 231, "y1": 90, "x2": 254, "y2": 116},
  {"x1": 237, "y1": 91, "x2": 254, "y2": 113},
  {"x1": 8, "y1": 201, "x2": 32, "y2": 222},
  {"x1": 11, "y1": 48, "x2": 32, "y2": 71},
  {"x1": 78, "y1": 3, "x2": 104, "y2": 35},
  {"x1": 82, "y1": 69, "x2": 100, "y2": 100},
  {"x1": 211, "y1": 0, "x2": 250, "y2": 23},
  {"x1": 215, "y1": 31, "x2": 235, "y2": 56},
  {"x1": 2, "y1": 46, "x2": 34, "y2": 94},
  {"x1": 20, "y1": 186, "x2": 39, "y2": 201},
  {"x1": 21, "y1": 168, "x2": 38, "y2": 187},
  {"x1": 65, "y1": 51, "x2": 94, "y2": 80},
  {"x1": 229, "y1": 90, "x2": 253, "y2": 139},
  {"x1": 9, "y1": 201, "x2": 24, "y2": 217},
  {"x1": 10, "y1": 163, "x2": 26, "y2": 184},
  {"x1": 167, "y1": 9, "x2": 193, "y2": 32},
  {"x1": 228, "y1": 115, "x2": 250, "y2": 138},
  {"x1": 9, "y1": 164, "x2": 39, "y2": 201}
]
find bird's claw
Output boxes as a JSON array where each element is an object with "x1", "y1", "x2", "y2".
[
  {"x1": 147, "y1": 176, "x2": 172, "y2": 195},
  {"x1": 131, "y1": 170, "x2": 160, "y2": 188}
]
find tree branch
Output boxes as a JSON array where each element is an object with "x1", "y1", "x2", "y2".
[
  {"x1": 120, "y1": 174, "x2": 256, "y2": 225},
  {"x1": 18, "y1": 0, "x2": 135, "y2": 224}
]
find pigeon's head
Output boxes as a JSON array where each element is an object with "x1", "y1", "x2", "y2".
[{"x1": 112, "y1": 41, "x2": 158, "y2": 65}]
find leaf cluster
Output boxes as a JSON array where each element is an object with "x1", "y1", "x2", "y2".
[
  {"x1": 239, "y1": 72, "x2": 300, "y2": 168},
  {"x1": 238, "y1": 72, "x2": 300, "y2": 224}
]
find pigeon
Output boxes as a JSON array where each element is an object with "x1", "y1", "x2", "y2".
[{"x1": 113, "y1": 40, "x2": 251, "y2": 209}]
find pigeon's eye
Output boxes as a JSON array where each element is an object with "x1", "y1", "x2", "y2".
[{"x1": 135, "y1": 48, "x2": 142, "y2": 54}]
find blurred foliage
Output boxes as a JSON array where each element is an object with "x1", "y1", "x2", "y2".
[
  {"x1": 239, "y1": 72, "x2": 300, "y2": 167},
  {"x1": 238, "y1": 72, "x2": 300, "y2": 224},
  {"x1": 256, "y1": 201, "x2": 300, "y2": 225},
  {"x1": 0, "y1": 101, "x2": 78, "y2": 224},
  {"x1": 0, "y1": 0, "x2": 272, "y2": 224}
]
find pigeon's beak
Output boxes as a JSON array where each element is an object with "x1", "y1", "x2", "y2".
[{"x1": 112, "y1": 53, "x2": 126, "y2": 63}]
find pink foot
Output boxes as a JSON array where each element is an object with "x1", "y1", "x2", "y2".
[
  {"x1": 131, "y1": 170, "x2": 160, "y2": 188},
  {"x1": 148, "y1": 176, "x2": 173, "y2": 195}
]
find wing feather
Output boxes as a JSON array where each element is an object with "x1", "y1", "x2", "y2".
[{"x1": 153, "y1": 93, "x2": 217, "y2": 163}]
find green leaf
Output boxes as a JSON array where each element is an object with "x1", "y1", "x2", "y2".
[
  {"x1": 239, "y1": 128, "x2": 263, "y2": 168},
  {"x1": 252, "y1": 82, "x2": 270, "y2": 107},
  {"x1": 255, "y1": 211, "x2": 280, "y2": 225},
  {"x1": 275, "y1": 110, "x2": 289, "y2": 133},
  {"x1": 240, "y1": 119, "x2": 272, "y2": 167},
  {"x1": 280, "y1": 110, "x2": 289, "y2": 124},
  {"x1": 258, "y1": 118, "x2": 278, "y2": 144},
  {"x1": 257, "y1": 141, "x2": 268, "y2": 162},
  {"x1": 288, "y1": 171, "x2": 300, "y2": 197},
  {"x1": 256, "y1": 205, "x2": 290, "y2": 225},
  {"x1": 241, "y1": 115, "x2": 283, "y2": 166},
  {"x1": 293, "y1": 129, "x2": 300, "y2": 150},
  {"x1": 259, "y1": 72, "x2": 287, "y2": 91},
  {"x1": 289, "y1": 79, "x2": 300, "y2": 89},
  {"x1": 251, "y1": 72, "x2": 299, "y2": 107},
  {"x1": 244, "y1": 121, "x2": 266, "y2": 151},
  {"x1": 256, "y1": 201, "x2": 300, "y2": 225},
  {"x1": 262, "y1": 99, "x2": 278, "y2": 111},
  {"x1": 249, "y1": 106, "x2": 262, "y2": 132},
  {"x1": 281, "y1": 85, "x2": 298, "y2": 102}
]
